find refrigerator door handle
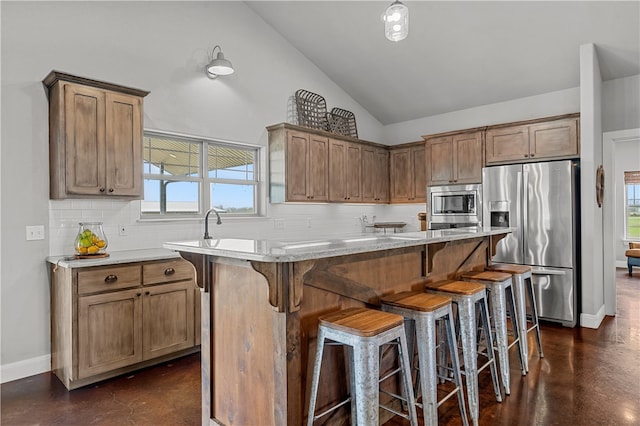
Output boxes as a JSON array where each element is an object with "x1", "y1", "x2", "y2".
[
  {"x1": 521, "y1": 170, "x2": 528, "y2": 256},
  {"x1": 532, "y1": 268, "x2": 567, "y2": 276}
]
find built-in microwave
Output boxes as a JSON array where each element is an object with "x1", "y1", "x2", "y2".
[{"x1": 427, "y1": 184, "x2": 482, "y2": 229}]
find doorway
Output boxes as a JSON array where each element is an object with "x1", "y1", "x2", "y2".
[{"x1": 603, "y1": 128, "x2": 640, "y2": 315}]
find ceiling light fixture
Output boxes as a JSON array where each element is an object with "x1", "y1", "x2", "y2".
[
  {"x1": 206, "y1": 45, "x2": 234, "y2": 79},
  {"x1": 383, "y1": 1, "x2": 409, "y2": 42}
]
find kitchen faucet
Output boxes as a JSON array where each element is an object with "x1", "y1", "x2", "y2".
[{"x1": 203, "y1": 208, "x2": 223, "y2": 239}]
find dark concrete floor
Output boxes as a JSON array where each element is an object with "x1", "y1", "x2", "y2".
[{"x1": 2, "y1": 268, "x2": 639, "y2": 425}]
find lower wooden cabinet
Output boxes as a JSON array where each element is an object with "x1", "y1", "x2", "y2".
[{"x1": 51, "y1": 257, "x2": 199, "y2": 390}]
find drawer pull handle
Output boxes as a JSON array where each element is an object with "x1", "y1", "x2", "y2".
[
  {"x1": 104, "y1": 275, "x2": 118, "y2": 283},
  {"x1": 164, "y1": 268, "x2": 176, "y2": 276}
]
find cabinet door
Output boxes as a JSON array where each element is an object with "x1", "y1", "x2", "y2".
[
  {"x1": 411, "y1": 145, "x2": 426, "y2": 202},
  {"x1": 78, "y1": 288, "x2": 143, "y2": 378},
  {"x1": 362, "y1": 147, "x2": 376, "y2": 202},
  {"x1": 105, "y1": 92, "x2": 143, "y2": 197},
  {"x1": 143, "y1": 281, "x2": 195, "y2": 360},
  {"x1": 285, "y1": 131, "x2": 310, "y2": 201},
  {"x1": 346, "y1": 143, "x2": 362, "y2": 202},
  {"x1": 390, "y1": 149, "x2": 412, "y2": 202},
  {"x1": 308, "y1": 134, "x2": 329, "y2": 201},
  {"x1": 328, "y1": 139, "x2": 347, "y2": 201},
  {"x1": 426, "y1": 136, "x2": 454, "y2": 185},
  {"x1": 529, "y1": 118, "x2": 578, "y2": 159},
  {"x1": 485, "y1": 125, "x2": 529, "y2": 164},
  {"x1": 374, "y1": 148, "x2": 389, "y2": 203},
  {"x1": 63, "y1": 84, "x2": 107, "y2": 196},
  {"x1": 454, "y1": 132, "x2": 483, "y2": 184}
]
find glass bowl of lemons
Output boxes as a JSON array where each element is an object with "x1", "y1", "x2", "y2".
[{"x1": 74, "y1": 222, "x2": 108, "y2": 256}]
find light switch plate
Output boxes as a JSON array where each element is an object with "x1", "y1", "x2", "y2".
[{"x1": 26, "y1": 225, "x2": 45, "y2": 241}]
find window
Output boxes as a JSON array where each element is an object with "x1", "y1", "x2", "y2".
[
  {"x1": 142, "y1": 131, "x2": 260, "y2": 218},
  {"x1": 625, "y1": 171, "x2": 640, "y2": 239}
]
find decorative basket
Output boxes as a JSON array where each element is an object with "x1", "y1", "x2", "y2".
[
  {"x1": 327, "y1": 107, "x2": 358, "y2": 139},
  {"x1": 295, "y1": 89, "x2": 329, "y2": 131}
]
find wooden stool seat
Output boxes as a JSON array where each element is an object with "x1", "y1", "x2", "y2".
[
  {"x1": 459, "y1": 270, "x2": 512, "y2": 282},
  {"x1": 319, "y1": 307, "x2": 404, "y2": 337},
  {"x1": 487, "y1": 263, "x2": 532, "y2": 275},
  {"x1": 382, "y1": 291, "x2": 452, "y2": 312},
  {"x1": 424, "y1": 280, "x2": 485, "y2": 295}
]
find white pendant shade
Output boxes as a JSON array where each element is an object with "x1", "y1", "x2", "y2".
[{"x1": 384, "y1": 1, "x2": 409, "y2": 42}]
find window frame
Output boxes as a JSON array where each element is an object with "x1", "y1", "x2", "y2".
[
  {"x1": 141, "y1": 129, "x2": 263, "y2": 220},
  {"x1": 624, "y1": 171, "x2": 640, "y2": 240}
]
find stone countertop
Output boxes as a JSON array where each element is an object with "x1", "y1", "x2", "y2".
[
  {"x1": 162, "y1": 227, "x2": 511, "y2": 263},
  {"x1": 46, "y1": 248, "x2": 182, "y2": 269}
]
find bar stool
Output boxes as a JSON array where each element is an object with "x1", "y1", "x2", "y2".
[
  {"x1": 460, "y1": 270, "x2": 526, "y2": 395},
  {"x1": 487, "y1": 263, "x2": 544, "y2": 372},
  {"x1": 424, "y1": 280, "x2": 502, "y2": 426},
  {"x1": 307, "y1": 307, "x2": 418, "y2": 426},
  {"x1": 381, "y1": 292, "x2": 468, "y2": 426}
]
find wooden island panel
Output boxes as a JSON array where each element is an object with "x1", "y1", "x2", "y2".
[{"x1": 191, "y1": 233, "x2": 503, "y2": 426}]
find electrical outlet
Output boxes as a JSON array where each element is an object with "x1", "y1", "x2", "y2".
[
  {"x1": 26, "y1": 225, "x2": 45, "y2": 241},
  {"x1": 274, "y1": 219, "x2": 285, "y2": 230},
  {"x1": 119, "y1": 225, "x2": 127, "y2": 236}
]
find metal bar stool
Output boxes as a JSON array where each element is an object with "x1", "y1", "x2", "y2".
[
  {"x1": 487, "y1": 263, "x2": 544, "y2": 372},
  {"x1": 424, "y1": 280, "x2": 501, "y2": 426},
  {"x1": 381, "y1": 292, "x2": 469, "y2": 426},
  {"x1": 460, "y1": 270, "x2": 526, "y2": 395},
  {"x1": 307, "y1": 307, "x2": 418, "y2": 426}
]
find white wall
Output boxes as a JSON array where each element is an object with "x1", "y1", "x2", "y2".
[
  {"x1": 603, "y1": 74, "x2": 640, "y2": 132},
  {"x1": 579, "y1": 44, "x2": 605, "y2": 328}
]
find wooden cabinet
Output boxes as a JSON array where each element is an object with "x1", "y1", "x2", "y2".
[
  {"x1": 329, "y1": 139, "x2": 362, "y2": 202},
  {"x1": 51, "y1": 257, "x2": 198, "y2": 390},
  {"x1": 362, "y1": 146, "x2": 389, "y2": 203},
  {"x1": 486, "y1": 115, "x2": 579, "y2": 164},
  {"x1": 44, "y1": 71, "x2": 149, "y2": 199},
  {"x1": 425, "y1": 131, "x2": 483, "y2": 185},
  {"x1": 389, "y1": 144, "x2": 426, "y2": 203},
  {"x1": 269, "y1": 126, "x2": 329, "y2": 202}
]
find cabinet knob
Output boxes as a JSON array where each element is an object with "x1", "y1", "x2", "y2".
[
  {"x1": 524, "y1": 154, "x2": 529, "y2": 158},
  {"x1": 99, "y1": 188, "x2": 105, "y2": 193},
  {"x1": 530, "y1": 153, "x2": 535, "y2": 157},
  {"x1": 137, "y1": 292, "x2": 142, "y2": 297},
  {"x1": 145, "y1": 291, "x2": 150, "y2": 295},
  {"x1": 104, "y1": 275, "x2": 118, "y2": 283},
  {"x1": 108, "y1": 188, "x2": 114, "y2": 193},
  {"x1": 164, "y1": 267, "x2": 176, "y2": 276}
]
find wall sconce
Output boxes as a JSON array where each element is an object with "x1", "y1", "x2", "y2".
[
  {"x1": 206, "y1": 45, "x2": 234, "y2": 79},
  {"x1": 383, "y1": 1, "x2": 409, "y2": 42}
]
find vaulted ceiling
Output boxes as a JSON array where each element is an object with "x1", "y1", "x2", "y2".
[{"x1": 247, "y1": 1, "x2": 640, "y2": 125}]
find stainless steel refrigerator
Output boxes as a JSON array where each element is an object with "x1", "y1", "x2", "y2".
[{"x1": 482, "y1": 160, "x2": 580, "y2": 327}]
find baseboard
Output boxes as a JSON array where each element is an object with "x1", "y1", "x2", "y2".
[
  {"x1": 1, "y1": 354, "x2": 50, "y2": 384},
  {"x1": 616, "y1": 260, "x2": 627, "y2": 269},
  {"x1": 580, "y1": 304, "x2": 606, "y2": 329}
]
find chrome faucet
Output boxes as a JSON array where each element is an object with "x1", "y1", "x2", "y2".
[{"x1": 203, "y1": 208, "x2": 223, "y2": 239}]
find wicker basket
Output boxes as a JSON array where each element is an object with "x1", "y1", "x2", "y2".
[
  {"x1": 327, "y1": 107, "x2": 358, "y2": 139},
  {"x1": 295, "y1": 89, "x2": 329, "y2": 131}
]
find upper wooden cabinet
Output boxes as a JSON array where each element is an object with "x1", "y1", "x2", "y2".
[
  {"x1": 486, "y1": 115, "x2": 579, "y2": 164},
  {"x1": 269, "y1": 126, "x2": 329, "y2": 203},
  {"x1": 44, "y1": 71, "x2": 149, "y2": 199},
  {"x1": 424, "y1": 130, "x2": 483, "y2": 186},
  {"x1": 329, "y1": 139, "x2": 362, "y2": 202},
  {"x1": 362, "y1": 146, "x2": 389, "y2": 203},
  {"x1": 389, "y1": 144, "x2": 426, "y2": 203}
]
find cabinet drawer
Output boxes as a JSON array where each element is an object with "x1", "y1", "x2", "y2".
[
  {"x1": 78, "y1": 265, "x2": 141, "y2": 295},
  {"x1": 143, "y1": 259, "x2": 194, "y2": 285}
]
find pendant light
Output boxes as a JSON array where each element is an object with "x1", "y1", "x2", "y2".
[
  {"x1": 206, "y1": 45, "x2": 234, "y2": 79},
  {"x1": 383, "y1": 1, "x2": 409, "y2": 42}
]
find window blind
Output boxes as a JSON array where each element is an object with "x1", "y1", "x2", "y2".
[{"x1": 624, "y1": 171, "x2": 640, "y2": 184}]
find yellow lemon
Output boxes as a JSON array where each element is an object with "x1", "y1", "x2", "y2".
[
  {"x1": 96, "y1": 240, "x2": 106, "y2": 248},
  {"x1": 78, "y1": 247, "x2": 88, "y2": 254},
  {"x1": 87, "y1": 245, "x2": 99, "y2": 254}
]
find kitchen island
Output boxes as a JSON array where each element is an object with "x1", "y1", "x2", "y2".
[{"x1": 163, "y1": 227, "x2": 510, "y2": 426}]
